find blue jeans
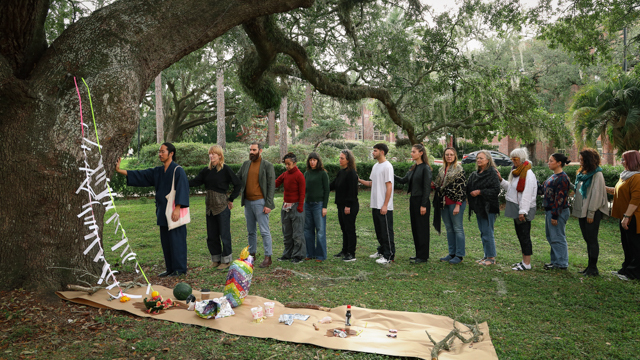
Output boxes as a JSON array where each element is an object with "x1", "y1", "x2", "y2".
[
  {"x1": 441, "y1": 202, "x2": 466, "y2": 257},
  {"x1": 244, "y1": 198, "x2": 272, "y2": 256},
  {"x1": 476, "y1": 212, "x2": 497, "y2": 258},
  {"x1": 304, "y1": 202, "x2": 327, "y2": 260},
  {"x1": 545, "y1": 208, "x2": 569, "y2": 267}
]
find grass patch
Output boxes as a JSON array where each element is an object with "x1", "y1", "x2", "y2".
[{"x1": 3, "y1": 193, "x2": 636, "y2": 359}]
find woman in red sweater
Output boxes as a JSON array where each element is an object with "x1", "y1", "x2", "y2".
[{"x1": 275, "y1": 152, "x2": 307, "y2": 264}]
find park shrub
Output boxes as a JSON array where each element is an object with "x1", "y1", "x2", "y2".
[
  {"x1": 224, "y1": 148, "x2": 247, "y2": 164},
  {"x1": 320, "y1": 140, "x2": 362, "y2": 150},
  {"x1": 350, "y1": 144, "x2": 374, "y2": 162},
  {"x1": 131, "y1": 142, "x2": 210, "y2": 169},
  {"x1": 395, "y1": 138, "x2": 412, "y2": 148}
]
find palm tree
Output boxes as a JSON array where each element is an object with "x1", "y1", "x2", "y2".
[{"x1": 570, "y1": 75, "x2": 640, "y2": 154}]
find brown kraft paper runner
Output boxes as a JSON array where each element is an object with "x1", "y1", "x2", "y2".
[{"x1": 56, "y1": 286, "x2": 498, "y2": 360}]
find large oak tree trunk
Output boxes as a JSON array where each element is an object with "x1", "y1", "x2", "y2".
[{"x1": 0, "y1": 0, "x2": 313, "y2": 291}]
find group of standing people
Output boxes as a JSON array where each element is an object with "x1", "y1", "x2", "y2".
[{"x1": 116, "y1": 141, "x2": 640, "y2": 280}]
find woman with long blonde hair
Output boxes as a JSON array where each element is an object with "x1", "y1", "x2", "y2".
[
  {"x1": 189, "y1": 145, "x2": 242, "y2": 270},
  {"x1": 433, "y1": 147, "x2": 467, "y2": 264}
]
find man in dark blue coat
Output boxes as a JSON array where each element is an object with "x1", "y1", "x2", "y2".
[{"x1": 116, "y1": 142, "x2": 190, "y2": 276}]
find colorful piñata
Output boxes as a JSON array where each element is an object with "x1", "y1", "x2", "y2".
[{"x1": 223, "y1": 247, "x2": 254, "y2": 307}]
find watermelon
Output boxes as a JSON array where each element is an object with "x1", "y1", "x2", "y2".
[{"x1": 173, "y1": 282, "x2": 192, "y2": 300}]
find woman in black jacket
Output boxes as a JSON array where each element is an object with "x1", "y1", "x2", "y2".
[
  {"x1": 395, "y1": 144, "x2": 432, "y2": 264},
  {"x1": 189, "y1": 145, "x2": 241, "y2": 270},
  {"x1": 466, "y1": 150, "x2": 501, "y2": 266},
  {"x1": 330, "y1": 149, "x2": 360, "y2": 262}
]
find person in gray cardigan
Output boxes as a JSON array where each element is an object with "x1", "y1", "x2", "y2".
[
  {"x1": 572, "y1": 148, "x2": 609, "y2": 276},
  {"x1": 237, "y1": 143, "x2": 276, "y2": 268}
]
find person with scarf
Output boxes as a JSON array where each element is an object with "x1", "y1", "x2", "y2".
[
  {"x1": 497, "y1": 148, "x2": 537, "y2": 271},
  {"x1": 606, "y1": 150, "x2": 640, "y2": 280},
  {"x1": 432, "y1": 147, "x2": 467, "y2": 265},
  {"x1": 395, "y1": 144, "x2": 432, "y2": 264},
  {"x1": 572, "y1": 148, "x2": 609, "y2": 277},
  {"x1": 539, "y1": 153, "x2": 571, "y2": 270},
  {"x1": 466, "y1": 150, "x2": 501, "y2": 266}
]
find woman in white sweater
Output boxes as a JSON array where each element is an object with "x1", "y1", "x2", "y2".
[
  {"x1": 572, "y1": 148, "x2": 609, "y2": 276},
  {"x1": 498, "y1": 148, "x2": 538, "y2": 271}
]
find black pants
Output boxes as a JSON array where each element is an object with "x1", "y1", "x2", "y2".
[
  {"x1": 619, "y1": 214, "x2": 640, "y2": 279},
  {"x1": 337, "y1": 203, "x2": 359, "y2": 256},
  {"x1": 372, "y1": 208, "x2": 395, "y2": 260},
  {"x1": 206, "y1": 207, "x2": 232, "y2": 263},
  {"x1": 514, "y1": 219, "x2": 533, "y2": 256},
  {"x1": 578, "y1": 210, "x2": 602, "y2": 269},
  {"x1": 409, "y1": 196, "x2": 430, "y2": 260},
  {"x1": 159, "y1": 225, "x2": 188, "y2": 274}
]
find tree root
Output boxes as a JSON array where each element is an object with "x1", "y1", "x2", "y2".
[{"x1": 425, "y1": 321, "x2": 483, "y2": 360}]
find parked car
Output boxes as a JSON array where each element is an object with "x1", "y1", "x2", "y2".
[{"x1": 461, "y1": 150, "x2": 513, "y2": 167}]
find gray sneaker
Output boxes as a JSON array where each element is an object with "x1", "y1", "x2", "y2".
[
  {"x1": 369, "y1": 252, "x2": 382, "y2": 259},
  {"x1": 440, "y1": 254, "x2": 454, "y2": 262},
  {"x1": 449, "y1": 256, "x2": 463, "y2": 265}
]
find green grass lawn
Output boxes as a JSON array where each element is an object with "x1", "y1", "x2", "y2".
[{"x1": 60, "y1": 193, "x2": 640, "y2": 359}]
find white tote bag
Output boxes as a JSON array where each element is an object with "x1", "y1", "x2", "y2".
[{"x1": 165, "y1": 165, "x2": 191, "y2": 231}]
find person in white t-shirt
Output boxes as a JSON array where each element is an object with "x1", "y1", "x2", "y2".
[{"x1": 358, "y1": 143, "x2": 395, "y2": 264}]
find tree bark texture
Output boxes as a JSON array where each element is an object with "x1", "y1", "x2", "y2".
[
  {"x1": 268, "y1": 110, "x2": 276, "y2": 146},
  {"x1": 303, "y1": 84, "x2": 312, "y2": 132},
  {"x1": 0, "y1": 0, "x2": 314, "y2": 290},
  {"x1": 216, "y1": 70, "x2": 226, "y2": 149},
  {"x1": 155, "y1": 73, "x2": 165, "y2": 143},
  {"x1": 279, "y1": 96, "x2": 288, "y2": 160}
]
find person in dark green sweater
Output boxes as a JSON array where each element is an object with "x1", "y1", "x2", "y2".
[{"x1": 304, "y1": 152, "x2": 330, "y2": 261}]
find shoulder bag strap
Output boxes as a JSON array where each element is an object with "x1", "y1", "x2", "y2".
[{"x1": 171, "y1": 165, "x2": 181, "y2": 192}]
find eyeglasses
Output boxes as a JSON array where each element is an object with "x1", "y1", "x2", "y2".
[
  {"x1": 510, "y1": 157, "x2": 520, "y2": 161},
  {"x1": 158, "y1": 150, "x2": 167, "y2": 154}
]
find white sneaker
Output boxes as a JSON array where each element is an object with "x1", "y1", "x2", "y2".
[
  {"x1": 376, "y1": 257, "x2": 391, "y2": 264},
  {"x1": 369, "y1": 252, "x2": 382, "y2": 259}
]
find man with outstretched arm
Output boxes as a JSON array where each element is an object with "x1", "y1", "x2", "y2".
[
  {"x1": 358, "y1": 143, "x2": 395, "y2": 264},
  {"x1": 115, "y1": 142, "x2": 189, "y2": 277}
]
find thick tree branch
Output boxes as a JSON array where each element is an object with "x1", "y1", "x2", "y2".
[{"x1": 242, "y1": 15, "x2": 419, "y2": 143}]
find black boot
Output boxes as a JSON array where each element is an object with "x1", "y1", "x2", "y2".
[
  {"x1": 583, "y1": 255, "x2": 599, "y2": 276},
  {"x1": 584, "y1": 267, "x2": 599, "y2": 276}
]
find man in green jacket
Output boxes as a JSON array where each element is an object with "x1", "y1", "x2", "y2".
[{"x1": 237, "y1": 143, "x2": 276, "y2": 268}]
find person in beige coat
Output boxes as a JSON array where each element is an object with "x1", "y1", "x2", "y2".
[{"x1": 572, "y1": 148, "x2": 609, "y2": 276}]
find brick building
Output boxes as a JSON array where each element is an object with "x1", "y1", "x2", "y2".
[{"x1": 343, "y1": 106, "x2": 397, "y2": 142}]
